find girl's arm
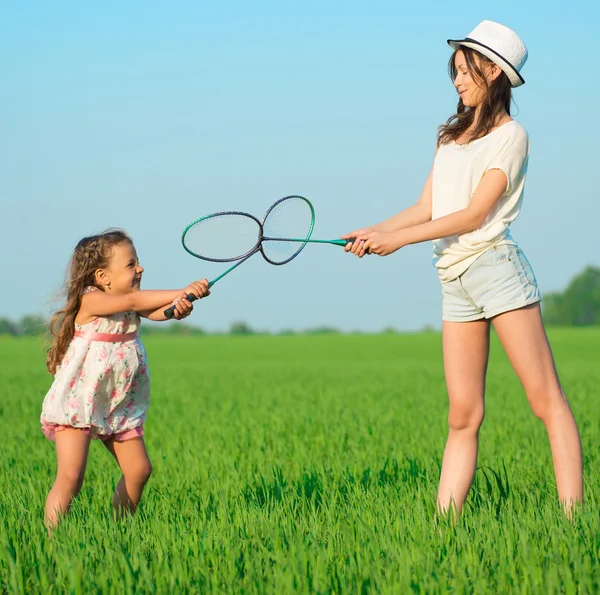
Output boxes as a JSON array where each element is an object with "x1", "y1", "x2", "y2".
[
  {"x1": 139, "y1": 293, "x2": 199, "y2": 322},
  {"x1": 80, "y1": 280, "x2": 209, "y2": 318},
  {"x1": 358, "y1": 169, "x2": 508, "y2": 256}
]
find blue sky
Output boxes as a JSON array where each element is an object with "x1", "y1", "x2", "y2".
[{"x1": 1, "y1": 1, "x2": 598, "y2": 332}]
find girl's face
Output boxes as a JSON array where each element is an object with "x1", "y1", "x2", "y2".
[
  {"x1": 453, "y1": 49, "x2": 500, "y2": 108},
  {"x1": 98, "y1": 242, "x2": 144, "y2": 294}
]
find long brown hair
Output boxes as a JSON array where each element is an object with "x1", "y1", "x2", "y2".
[
  {"x1": 437, "y1": 46, "x2": 512, "y2": 146},
  {"x1": 46, "y1": 229, "x2": 132, "y2": 374}
]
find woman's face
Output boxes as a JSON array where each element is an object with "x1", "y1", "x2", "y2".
[{"x1": 453, "y1": 49, "x2": 500, "y2": 108}]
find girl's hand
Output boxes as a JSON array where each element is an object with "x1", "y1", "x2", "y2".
[
  {"x1": 341, "y1": 228, "x2": 374, "y2": 255},
  {"x1": 171, "y1": 294, "x2": 194, "y2": 320},
  {"x1": 183, "y1": 279, "x2": 211, "y2": 300},
  {"x1": 358, "y1": 230, "x2": 404, "y2": 257}
]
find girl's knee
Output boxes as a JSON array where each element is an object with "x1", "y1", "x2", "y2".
[
  {"x1": 140, "y1": 460, "x2": 153, "y2": 484},
  {"x1": 56, "y1": 468, "x2": 86, "y2": 494},
  {"x1": 125, "y1": 459, "x2": 152, "y2": 485}
]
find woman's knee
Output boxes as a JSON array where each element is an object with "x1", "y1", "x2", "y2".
[
  {"x1": 448, "y1": 400, "x2": 485, "y2": 432},
  {"x1": 526, "y1": 383, "x2": 567, "y2": 421}
]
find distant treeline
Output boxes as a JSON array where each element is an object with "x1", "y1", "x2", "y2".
[
  {"x1": 542, "y1": 266, "x2": 600, "y2": 326},
  {"x1": 0, "y1": 316, "x2": 356, "y2": 338},
  {"x1": 2, "y1": 266, "x2": 598, "y2": 336},
  {"x1": 0, "y1": 315, "x2": 48, "y2": 337}
]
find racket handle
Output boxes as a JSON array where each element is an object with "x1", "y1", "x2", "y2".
[
  {"x1": 163, "y1": 293, "x2": 198, "y2": 320},
  {"x1": 326, "y1": 238, "x2": 353, "y2": 246}
]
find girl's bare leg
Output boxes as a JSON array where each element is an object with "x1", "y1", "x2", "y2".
[
  {"x1": 103, "y1": 436, "x2": 152, "y2": 518},
  {"x1": 44, "y1": 428, "x2": 91, "y2": 529}
]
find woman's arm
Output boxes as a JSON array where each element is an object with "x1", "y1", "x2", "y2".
[
  {"x1": 341, "y1": 168, "x2": 433, "y2": 241},
  {"x1": 373, "y1": 169, "x2": 433, "y2": 232},
  {"x1": 357, "y1": 169, "x2": 508, "y2": 256}
]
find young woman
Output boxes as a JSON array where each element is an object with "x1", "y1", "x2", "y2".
[{"x1": 342, "y1": 21, "x2": 583, "y2": 517}]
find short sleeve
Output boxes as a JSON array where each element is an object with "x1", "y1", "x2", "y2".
[
  {"x1": 82, "y1": 286, "x2": 100, "y2": 294},
  {"x1": 485, "y1": 125, "x2": 529, "y2": 195}
]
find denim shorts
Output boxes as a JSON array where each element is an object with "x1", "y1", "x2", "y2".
[{"x1": 441, "y1": 243, "x2": 541, "y2": 322}]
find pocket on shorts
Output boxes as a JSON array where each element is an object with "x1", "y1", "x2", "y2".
[
  {"x1": 474, "y1": 244, "x2": 514, "y2": 268},
  {"x1": 512, "y1": 247, "x2": 539, "y2": 290}
]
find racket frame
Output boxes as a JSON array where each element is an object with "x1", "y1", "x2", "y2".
[
  {"x1": 260, "y1": 195, "x2": 316, "y2": 266},
  {"x1": 164, "y1": 196, "x2": 344, "y2": 319},
  {"x1": 181, "y1": 211, "x2": 263, "y2": 262}
]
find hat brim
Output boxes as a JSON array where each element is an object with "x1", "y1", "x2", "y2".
[{"x1": 448, "y1": 38, "x2": 525, "y2": 87}]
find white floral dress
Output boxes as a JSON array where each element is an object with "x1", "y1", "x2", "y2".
[{"x1": 41, "y1": 287, "x2": 150, "y2": 441}]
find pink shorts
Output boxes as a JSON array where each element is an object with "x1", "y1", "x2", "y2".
[{"x1": 42, "y1": 424, "x2": 144, "y2": 442}]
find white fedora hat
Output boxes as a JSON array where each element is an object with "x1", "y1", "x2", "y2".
[{"x1": 448, "y1": 20, "x2": 528, "y2": 87}]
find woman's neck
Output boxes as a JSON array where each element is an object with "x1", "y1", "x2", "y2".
[{"x1": 472, "y1": 107, "x2": 510, "y2": 130}]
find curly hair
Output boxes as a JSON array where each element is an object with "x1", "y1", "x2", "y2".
[{"x1": 46, "y1": 229, "x2": 132, "y2": 374}]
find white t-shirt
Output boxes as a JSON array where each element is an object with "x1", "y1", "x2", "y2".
[{"x1": 431, "y1": 120, "x2": 530, "y2": 283}]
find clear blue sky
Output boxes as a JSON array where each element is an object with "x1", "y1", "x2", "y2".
[{"x1": 1, "y1": 1, "x2": 598, "y2": 332}]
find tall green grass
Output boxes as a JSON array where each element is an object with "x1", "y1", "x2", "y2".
[{"x1": 1, "y1": 329, "x2": 599, "y2": 593}]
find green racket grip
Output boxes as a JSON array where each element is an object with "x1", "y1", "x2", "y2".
[
  {"x1": 262, "y1": 237, "x2": 355, "y2": 246},
  {"x1": 303, "y1": 237, "x2": 355, "y2": 246},
  {"x1": 306, "y1": 238, "x2": 351, "y2": 246},
  {"x1": 326, "y1": 238, "x2": 355, "y2": 246}
]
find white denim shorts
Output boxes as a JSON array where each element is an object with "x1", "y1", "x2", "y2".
[{"x1": 441, "y1": 243, "x2": 541, "y2": 322}]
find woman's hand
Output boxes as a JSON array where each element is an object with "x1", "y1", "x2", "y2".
[
  {"x1": 341, "y1": 228, "x2": 374, "y2": 257},
  {"x1": 348, "y1": 230, "x2": 404, "y2": 257}
]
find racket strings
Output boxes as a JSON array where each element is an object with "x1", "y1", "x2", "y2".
[
  {"x1": 261, "y1": 196, "x2": 314, "y2": 265},
  {"x1": 182, "y1": 213, "x2": 261, "y2": 262}
]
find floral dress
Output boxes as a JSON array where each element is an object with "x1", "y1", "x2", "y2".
[{"x1": 41, "y1": 287, "x2": 150, "y2": 441}]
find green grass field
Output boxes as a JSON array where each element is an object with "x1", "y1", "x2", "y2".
[{"x1": 1, "y1": 330, "x2": 599, "y2": 593}]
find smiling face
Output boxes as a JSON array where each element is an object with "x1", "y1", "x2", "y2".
[
  {"x1": 453, "y1": 49, "x2": 502, "y2": 108},
  {"x1": 95, "y1": 241, "x2": 144, "y2": 294},
  {"x1": 438, "y1": 46, "x2": 513, "y2": 146}
]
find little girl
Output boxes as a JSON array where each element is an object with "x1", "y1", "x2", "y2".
[{"x1": 41, "y1": 228, "x2": 210, "y2": 528}]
